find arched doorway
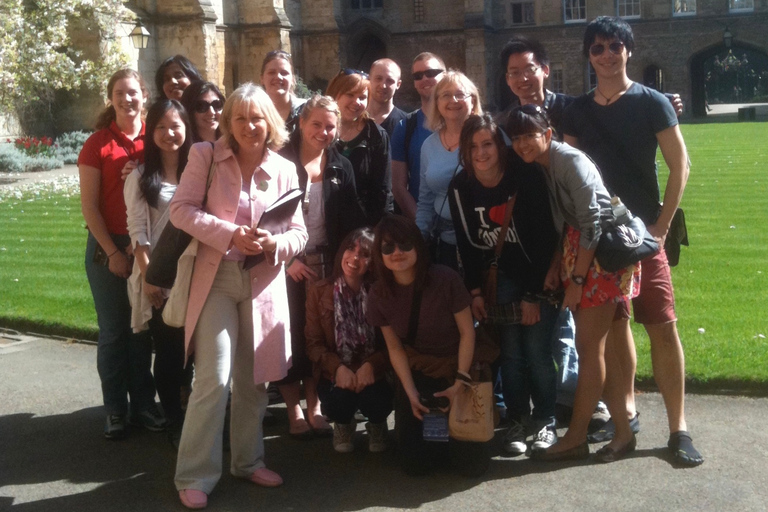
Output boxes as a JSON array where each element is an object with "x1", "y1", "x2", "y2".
[
  {"x1": 690, "y1": 42, "x2": 768, "y2": 117},
  {"x1": 347, "y1": 33, "x2": 387, "y2": 72}
]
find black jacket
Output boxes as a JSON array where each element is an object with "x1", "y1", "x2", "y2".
[
  {"x1": 336, "y1": 118, "x2": 393, "y2": 227},
  {"x1": 280, "y1": 130, "x2": 365, "y2": 256},
  {"x1": 449, "y1": 151, "x2": 558, "y2": 300}
]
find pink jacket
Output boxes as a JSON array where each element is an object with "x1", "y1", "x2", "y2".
[{"x1": 170, "y1": 140, "x2": 307, "y2": 384}]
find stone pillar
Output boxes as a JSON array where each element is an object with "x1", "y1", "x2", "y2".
[
  {"x1": 230, "y1": 0, "x2": 293, "y2": 86},
  {"x1": 464, "y1": 1, "x2": 493, "y2": 108}
]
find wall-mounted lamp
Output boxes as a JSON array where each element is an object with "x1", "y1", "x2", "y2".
[
  {"x1": 723, "y1": 26, "x2": 733, "y2": 48},
  {"x1": 130, "y1": 20, "x2": 150, "y2": 50}
]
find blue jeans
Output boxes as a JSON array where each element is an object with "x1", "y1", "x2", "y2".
[
  {"x1": 85, "y1": 232, "x2": 156, "y2": 416},
  {"x1": 552, "y1": 309, "x2": 579, "y2": 408},
  {"x1": 496, "y1": 272, "x2": 557, "y2": 428}
]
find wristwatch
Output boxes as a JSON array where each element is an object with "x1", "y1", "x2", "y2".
[{"x1": 572, "y1": 275, "x2": 586, "y2": 286}]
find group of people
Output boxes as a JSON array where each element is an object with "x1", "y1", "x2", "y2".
[{"x1": 78, "y1": 15, "x2": 703, "y2": 511}]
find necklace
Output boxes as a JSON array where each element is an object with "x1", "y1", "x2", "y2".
[
  {"x1": 440, "y1": 130, "x2": 460, "y2": 151},
  {"x1": 596, "y1": 81, "x2": 632, "y2": 105}
]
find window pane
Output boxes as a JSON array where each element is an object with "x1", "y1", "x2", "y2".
[
  {"x1": 729, "y1": 0, "x2": 754, "y2": 10},
  {"x1": 673, "y1": 0, "x2": 696, "y2": 13},
  {"x1": 511, "y1": 1, "x2": 534, "y2": 24},
  {"x1": 564, "y1": 0, "x2": 586, "y2": 21}
]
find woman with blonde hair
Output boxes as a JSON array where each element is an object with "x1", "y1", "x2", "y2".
[
  {"x1": 171, "y1": 83, "x2": 307, "y2": 509},
  {"x1": 326, "y1": 69, "x2": 393, "y2": 226},
  {"x1": 416, "y1": 70, "x2": 482, "y2": 270},
  {"x1": 260, "y1": 50, "x2": 306, "y2": 133}
]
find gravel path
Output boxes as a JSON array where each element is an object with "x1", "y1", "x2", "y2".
[{"x1": 0, "y1": 164, "x2": 79, "y2": 189}]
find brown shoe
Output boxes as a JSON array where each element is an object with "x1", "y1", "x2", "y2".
[{"x1": 531, "y1": 441, "x2": 590, "y2": 461}]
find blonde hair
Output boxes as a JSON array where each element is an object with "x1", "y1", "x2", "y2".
[
  {"x1": 300, "y1": 95, "x2": 341, "y2": 145},
  {"x1": 426, "y1": 70, "x2": 482, "y2": 132},
  {"x1": 220, "y1": 83, "x2": 288, "y2": 152}
]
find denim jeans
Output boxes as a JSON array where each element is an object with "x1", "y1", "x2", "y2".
[
  {"x1": 496, "y1": 272, "x2": 557, "y2": 428},
  {"x1": 551, "y1": 309, "x2": 579, "y2": 408},
  {"x1": 85, "y1": 232, "x2": 156, "y2": 416}
]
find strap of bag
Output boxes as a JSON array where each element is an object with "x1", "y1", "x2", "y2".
[
  {"x1": 429, "y1": 163, "x2": 462, "y2": 240},
  {"x1": 201, "y1": 141, "x2": 216, "y2": 207},
  {"x1": 405, "y1": 288, "x2": 423, "y2": 346},
  {"x1": 484, "y1": 195, "x2": 516, "y2": 306}
]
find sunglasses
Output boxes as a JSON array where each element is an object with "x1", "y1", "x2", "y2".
[
  {"x1": 266, "y1": 49, "x2": 291, "y2": 59},
  {"x1": 509, "y1": 132, "x2": 546, "y2": 143},
  {"x1": 589, "y1": 41, "x2": 625, "y2": 57},
  {"x1": 193, "y1": 99, "x2": 224, "y2": 114},
  {"x1": 380, "y1": 241, "x2": 414, "y2": 255},
  {"x1": 340, "y1": 68, "x2": 369, "y2": 79},
  {"x1": 412, "y1": 68, "x2": 443, "y2": 81}
]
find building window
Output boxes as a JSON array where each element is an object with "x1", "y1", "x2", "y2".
[
  {"x1": 729, "y1": 0, "x2": 753, "y2": 11},
  {"x1": 351, "y1": 0, "x2": 383, "y2": 9},
  {"x1": 563, "y1": 0, "x2": 586, "y2": 22},
  {"x1": 414, "y1": 0, "x2": 425, "y2": 22},
  {"x1": 510, "y1": 1, "x2": 535, "y2": 25},
  {"x1": 550, "y1": 66, "x2": 564, "y2": 94},
  {"x1": 673, "y1": 0, "x2": 696, "y2": 15},
  {"x1": 616, "y1": 0, "x2": 641, "y2": 18}
]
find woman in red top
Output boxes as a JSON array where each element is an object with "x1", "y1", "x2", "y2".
[{"x1": 78, "y1": 69, "x2": 165, "y2": 441}]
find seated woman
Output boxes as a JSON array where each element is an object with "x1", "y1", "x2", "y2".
[
  {"x1": 305, "y1": 228, "x2": 393, "y2": 453},
  {"x1": 276, "y1": 95, "x2": 365, "y2": 439},
  {"x1": 448, "y1": 114, "x2": 559, "y2": 456},
  {"x1": 180, "y1": 81, "x2": 226, "y2": 143},
  {"x1": 366, "y1": 215, "x2": 491, "y2": 477},
  {"x1": 506, "y1": 104, "x2": 640, "y2": 463},
  {"x1": 326, "y1": 69, "x2": 393, "y2": 226},
  {"x1": 125, "y1": 99, "x2": 192, "y2": 436}
]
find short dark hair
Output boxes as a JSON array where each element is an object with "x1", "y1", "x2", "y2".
[
  {"x1": 332, "y1": 227, "x2": 375, "y2": 281},
  {"x1": 155, "y1": 55, "x2": 204, "y2": 100},
  {"x1": 412, "y1": 52, "x2": 445, "y2": 70},
  {"x1": 504, "y1": 104, "x2": 552, "y2": 139},
  {"x1": 500, "y1": 36, "x2": 550, "y2": 70},
  {"x1": 582, "y1": 16, "x2": 635, "y2": 58},
  {"x1": 459, "y1": 114, "x2": 507, "y2": 178},
  {"x1": 179, "y1": 80, "x2": 226, "y2": 143},
  {"x1": 372, "y1": 215, "x2": 430, "y2": 298}
]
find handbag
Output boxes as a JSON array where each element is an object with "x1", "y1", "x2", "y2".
[
  {"x1": 664, "y1": 207, "x2": 688, "y2": 267},
  {"x1": 483, "y1": 195, "x2": 521, "y2": 325},
  {"x1": 145, "y1": 142, "x2": 216, "y2": 288},
  {"x1": 448, "y1": 376, "x2": 495, "y2": 442},
  {"x1": 161, "y1": 239, "x2": 198, "y2": 328},
  {"x1": 595, "y1": 210, "x2": 659, "y2": 272}
]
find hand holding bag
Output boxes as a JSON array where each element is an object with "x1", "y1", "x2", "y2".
[
  {"x1": 448, "y1": 373, "x2": 495, "y2": 442},
  {"x1": 595, "y1": 208, "x2": 659, "y2": 272}
]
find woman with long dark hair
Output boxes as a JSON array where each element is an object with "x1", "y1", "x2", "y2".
[
  {"x1": 155, "y1": 55, "x2": 203, "y2": 101},
  {"x1": 180, "y1": 80, "x2": 226, "y2": 143},
  {"x1": 125, "y1": 99, "x2": 192, "y2": 434},
  {"x1": 78, "y1": 69, "x2": 164, "y2": 440}
]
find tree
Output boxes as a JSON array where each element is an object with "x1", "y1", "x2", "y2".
[{"x1": 0, "y1": 0, "x2": 130, "y2": 135}]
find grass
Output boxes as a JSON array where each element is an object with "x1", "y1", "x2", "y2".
[{"x1": 0, "y1": 123, "x2": 766, "y2": 391}]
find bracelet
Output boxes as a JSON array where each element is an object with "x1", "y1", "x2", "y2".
[
  {"x1": 108, "y1": 248, "x2": 120, "y2": 258},
  {"x1": 455, "y1": 370, "x2": 472, "y2": 383}
]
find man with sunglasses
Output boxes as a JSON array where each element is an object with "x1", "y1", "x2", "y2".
[
  {"x1": 368, "y1": 59, "x2": 407, "y2": 137},
  {"x1": 561, "y1": 16, "x2": 702, "y2": 467},
  {"x1": 390, "y1": 52, "x2": 445, "y2": 218}
]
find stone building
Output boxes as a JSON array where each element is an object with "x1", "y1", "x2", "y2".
[{"x1": 67, "y1": 0, "x2": 768, "y2": 130}]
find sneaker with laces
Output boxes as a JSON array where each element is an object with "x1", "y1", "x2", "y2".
[
  {"x1": 365, "y1": 421, "x2": 388, "y2": 453},
  {"x1": 333, "y1": 422, "x2": 355, "y2": 453},
  {"x1": 502, "y1": 420, "x2": 527, "y2": 455},
  {"x1": 531, "y1": 425, "x2": 558, "y2": 451},
  {"x1": 104, "y1": 414, "x2": 127, "y2": 440},
  {"x1": 130, "y1": 403, "x2": 167, "y2": 432}
]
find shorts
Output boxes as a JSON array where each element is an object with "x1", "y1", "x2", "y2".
[
  {"x1": 631, "y1": 249, "x2": 677, "y2": 325},
  {"x1": 562, "y1": 226, "x2": 641, "y2": 310}
]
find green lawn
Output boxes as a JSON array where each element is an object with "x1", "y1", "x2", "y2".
[{"x1": 0, "y1": 123, "x2": 766, "y2": 391}]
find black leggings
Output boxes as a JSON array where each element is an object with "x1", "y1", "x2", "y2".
[
  {"x1": 317, "y1": 377, "x2": 393, "y2": 424},
  {"x1": 148, "y1": 307, "x2": 191, "y2": 425}
]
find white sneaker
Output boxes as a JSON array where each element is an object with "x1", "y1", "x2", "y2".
[
  {"x1": 333, "y1": 422, "x2": 355, "y2": 453},
  {"x1": 531, "y1": 426, "x2": 558, "y2": 451},
  {"x1": 502, "y1": 420, "x2": 527, "y2": 455}
]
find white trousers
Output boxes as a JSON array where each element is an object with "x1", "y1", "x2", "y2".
[{"x1": 174, "y1": 261, "x2": 268, "y2": 494}]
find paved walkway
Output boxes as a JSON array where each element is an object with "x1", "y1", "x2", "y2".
[{"x1": 1, "y1": 332, "x2": 767, "y2": 512}]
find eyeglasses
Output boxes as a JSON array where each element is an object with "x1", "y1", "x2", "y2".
[
  {"x1": 193, "y1": 99, "x2": 224, "y2": 114},
  {"x1": 509, "y1": 132, "x2": 545, "y2": 143},
  {"x1": 380, "y1": 241, "x2": 414, "y2": 255},
  {"x1": 589, "y1": 41, "x2": 625, "y2": 57},
  {"x1": 506, "y1": 65, "x2": 541, "y2": 80},
  {"x1": 340, "y1": 68, "x2": 369, "y2": 79},
  {"x1": 412, "y1": 68, "x2": 443, "y2": 81},
  {"x1": 438, "y1": 91, "x2": 470, "y2": 102}
]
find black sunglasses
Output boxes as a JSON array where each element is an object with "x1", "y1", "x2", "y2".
[
  {"x1": 340, "y1": 68, "x2": 369, "y2": 79},
  {"x1": 589, "y1": 41, "x2": 625, "y2": 57},
  {"x1": 412, "y1": 68, "x2": 443, "y2": 81},
  {"x1": 380, "y1": 241, "x2": 414, "y2": 255},
  {"x1": 193, "y1": 99, "x2": 224, "y2": 114}
]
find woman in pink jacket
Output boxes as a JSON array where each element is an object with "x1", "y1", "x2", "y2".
[{"x1": 170, "y1": 83, "x2": 307, "y2": 510}]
